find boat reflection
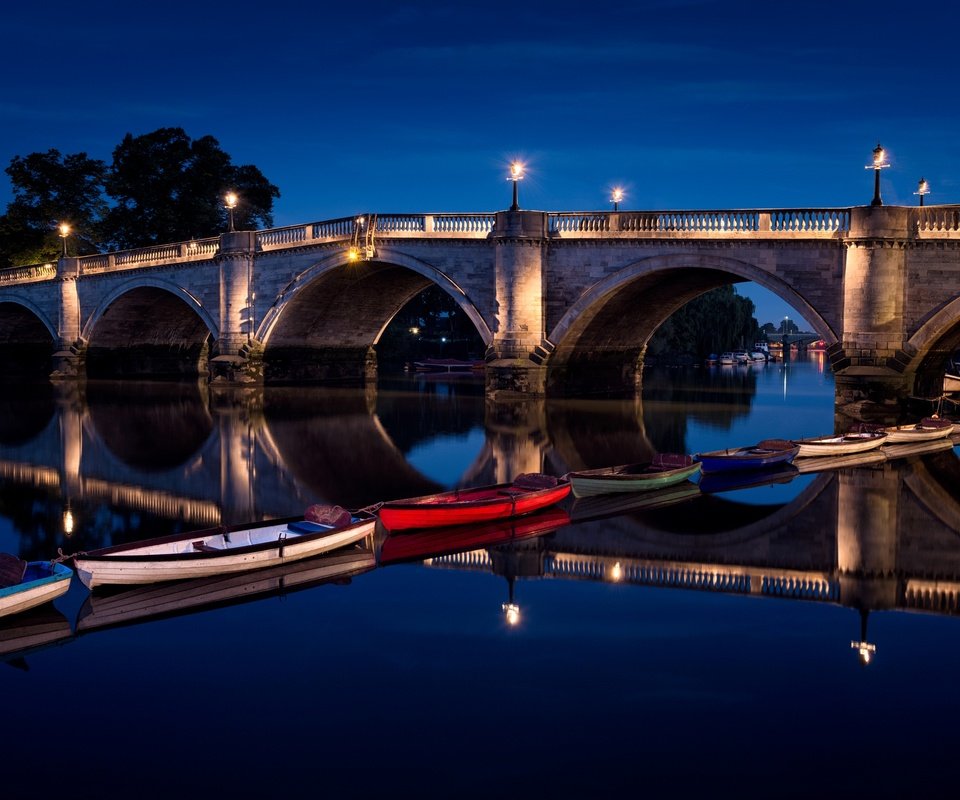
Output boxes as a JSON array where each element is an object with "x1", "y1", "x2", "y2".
[
  {"x1": 0, "y1": 605, "x2": 73, "y2": 670},
  {"x1": 76, "y1": 544, "x2": 375, "y2": 633}
]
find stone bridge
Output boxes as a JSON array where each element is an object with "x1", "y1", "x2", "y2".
[{"x1": 1, "y1": 203, "x2": 959, "y2": 401}]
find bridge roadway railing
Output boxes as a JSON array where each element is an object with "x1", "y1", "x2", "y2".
[{"x1": 6, "y1": 205, "x2": 960, "y2": 287}]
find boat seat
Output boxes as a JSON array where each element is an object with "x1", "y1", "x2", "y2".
[
  {"x1": 287, "y1": 520, "x2": 333, "y2": 535},
  {"x1": 0, "y1": 553, "x2": 27, "y2": 588},
  {"x1": 304, "y1": 504, "x2": 352, "y2": 527},
  {"x1": 192, "y1": 541, "x2": 220, "y2": 553},
  {"x1": 512, "y1": 473, "x2": 558, "y2": 490}
]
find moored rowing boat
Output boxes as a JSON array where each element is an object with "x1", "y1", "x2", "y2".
[
  {"x1": 378, "y1": 473, "x2": 571, "y2": 532},
  {"x1": 0, "y1": 556, "x2": 73, "y2": 619},
  {"x1": 72, "y1": 505, "x2": 376, "y2": 589},
  {"x1": 695, "y1": 439, "x2": 799, "y2": 473},
  {"x1": 792, "y1": 431, "x2": 887, "y2": 458},
  {"x1": 566, "y1": 454, "x2": 701, "y2": 498}
]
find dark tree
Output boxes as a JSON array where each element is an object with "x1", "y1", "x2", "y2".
[
  {"x1": 0, "y1": 149, "x2": 107, "y2": 266},
  {"x1": 646, "y1": 285, "x2": 759, "y2": 361},
  {"x1": 102, "y1": 128, "x2": 280, "y2": 248}
]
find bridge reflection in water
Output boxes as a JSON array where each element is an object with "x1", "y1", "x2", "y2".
[{"x1": 0, "y1": 378, "x2": 958, "y2": 664}]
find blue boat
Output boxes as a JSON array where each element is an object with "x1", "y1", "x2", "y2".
[
  {"x1": 695, "y1": 439, "x2": 800, "y2": 474},
  {"x1": 0, "y1": 555, "x2": 73, "y2": 619}
]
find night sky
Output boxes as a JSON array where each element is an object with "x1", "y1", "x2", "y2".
[{"x1": 2, "y1": 0, "x2": 956, "y2": 326}]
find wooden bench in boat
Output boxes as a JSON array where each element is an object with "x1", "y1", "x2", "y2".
[
  {"x1": 0, "y1": 553, "x2": 27, "y2": 588},
  {"x1": 192, "y1": 541, "x2": 221, "y2": 553}
]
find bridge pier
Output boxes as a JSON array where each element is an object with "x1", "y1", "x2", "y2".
[
  {"x1": 50, "y1": 257, "x2": 85, "y2": 380},
  {"x1": 834, "y1": 206, "x2": 912, "y2": 409},
  {"x1": 486, "y1": 210, "x2": 549, "y2": 398}
]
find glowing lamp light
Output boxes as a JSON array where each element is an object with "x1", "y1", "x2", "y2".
[
  {"x1": 503, "y1": 602, "x2": 521, "y2": 626},
  {"x1": 63, "y1": 508, "x2": 75, "y2": 537},
  {"x1": 58, "y1": 222, "x2": 71, "y2": 257},
  {"x1": 865, "y1": 142, "x2": 890, "y2": 206},
  {"x1": 409, "y1": 326, "x2": 420, "y2": 335},
  {"x1": 611, "y1": 187, "x2": 624, "y2": 211},
  {"x1": 609, "y1": 561, "x2": 623, "y2": 582},
  {"x1": 356, "y1": 216, "x2": 365, "y2": 226},
  {"x1": 915, "y1": 177, "x2": 930, "y2": 207},
  {"x1": 224, "y1": 192, "x2": 239, "y2": 231},
  {"x1": 507, "y1": 161, "x2": 525, "y2": 211},
  {"x1": 347, "y1": 246, "x2": 360, "y2": 262}
]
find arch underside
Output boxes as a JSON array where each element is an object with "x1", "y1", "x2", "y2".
[
  {"x1": 0, "y1": 302, "x2": 55, "y2": 376},
  {"x1": 548, "y1": 268, "x2": 749, "y2": 394},
  {"x1": 86, "y1": 287, "x2": 212, "y2": 379},
  {"x1": 264, "y1": 261, "x2": 451, "y2": 383}
]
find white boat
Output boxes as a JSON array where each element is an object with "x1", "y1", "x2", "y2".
[
  {"x1": 734, "y1": 351, "x2": 750, "y2": 363},
  {"x1": 72, "y1": 506, "x2": 376, "y2": 589},
  {"x1": 793, "y1": 431, "x2": 887, "y2": 458},
  {"x1": 750, "y1": 351, "x2": 767, "y2": 362},
  {"x1": 719, "y1": 352, "x2": 736, "y2": 365},
  {"x1": 944, "y1": 373, "x2": 960, "y2": 393},
  {"x1": 883, "y1": 421, "x2": 953, "y2": 444},
  {"x1": 0, "y1": 556, "x2": 73, "y2": 618}
]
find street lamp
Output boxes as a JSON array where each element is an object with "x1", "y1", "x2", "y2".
[
  {"x1": 915, "y1": 177, "x2": 930, "y2": 207},
  {"x1": 58, "y1": 223, "x2": 70, "y2": 257},
  {"x1": 508, "y1": 161, "x2": 524, "y2": 211},
  {"x1": 224, "y1": 191, "x2": 238, "y2": 232},
  {"x1": 865, "y1": 143, "x2": 889, "y2": 207},
  {"x1": 611, "y1": 187, "x2": 624, "y2": 212}
]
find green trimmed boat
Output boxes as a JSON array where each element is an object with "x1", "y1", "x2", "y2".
[{"x1": 566, "y1": 454, "x2": 701, "y2": 498}]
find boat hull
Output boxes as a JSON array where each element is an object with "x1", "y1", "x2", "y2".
[
  {"x1": 794, "y1": 433, "x2": 886, "y2": 458},
  {"x1": 944, "y1": 373, "x2": 960, "y2": 393},
  {"x1": 568, "y1": 461, "x2": 701, "y2": 498},
  {"x1": 882, "y1": 425, "x2": 953, "y2": 444},
  {"x1": 0, "y1": 562, "x2": 73, "y2": 619},
  {"x1": 696, "y1": 441, "x2": 799, "y2": 473},
  {"x1": 73, "y1": 516, "x2": 376, "y2": 589},
  {"x1": 378, "y1": 481, "x2": 571, "y2": 531}
]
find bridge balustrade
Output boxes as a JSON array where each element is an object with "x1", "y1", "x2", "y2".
[
  {"x1": 431, "y1": 213, "x2": 496, "y2": 233},
  {"x1": 0, "y1": 262, "x2": 57, "y2": 285},
  {"x1": 915, "y1": 205, "x2": 960, "y2": 237}
]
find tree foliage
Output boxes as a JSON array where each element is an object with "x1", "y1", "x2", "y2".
[
  {"x1": 0, "y1": 149, "x2": 107, "y2": 265},
  {"x1": 103, "y1": 128, "x2": 279, "y2": 248},
  {"x1": 646, "y1": 285, "x2": 759, "y2": 360},
  {"x1": 0, "y1": 129, "x2": 280, "y2": 266}
]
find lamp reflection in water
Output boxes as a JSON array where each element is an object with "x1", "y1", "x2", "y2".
[
  {"x1": 502, "y1": 575, "x2": 521, "y2": 626},
  {"x1": 609, "y1": 561, "x2": 623, "y2": 582},
  {"x1": 63, "y1": 505, "x2": 75, "y2": 537},
  {"x1": 850, "y1": 610, "x2": 876, "y2": 666}
]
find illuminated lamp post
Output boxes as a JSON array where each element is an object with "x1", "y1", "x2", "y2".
[
  {"x1": 58, "y1": 222, "x2": 70, "y2": 257},
  {"x1": 611, "y1": 187, "x2": 624, "y2": 212},
  {"x1": 915, "y1": 177, "x2": 930, "y2": 207},
  {"x1": 865, "y1": 143, "x2": 889, "y2": 207},
  {"x1": 508, "y1": 162, "x2": 524, "y2": 211},
  {"x1": 224, "y1": 191, "x2": 238, "y2": 232}
]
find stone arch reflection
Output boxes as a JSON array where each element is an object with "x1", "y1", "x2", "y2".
[{"x1": 85, "y1": 382, "x2": 215, "y2": 472}]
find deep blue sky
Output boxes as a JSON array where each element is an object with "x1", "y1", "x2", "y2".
[{"x1": 2, "y1": 0, "x2": 957, "y2": 326}]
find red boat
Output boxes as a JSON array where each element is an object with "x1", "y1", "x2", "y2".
[
  {"x1": 377, "y1": 473, "x2": 571, "y2": 532},
  {"x1": 379, "y1": 507, "x2": 570, "y2": 565}
]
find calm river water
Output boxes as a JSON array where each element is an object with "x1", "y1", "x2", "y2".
[{"x1": 2, "y1": 355, "x2": 958, "y2": 797}]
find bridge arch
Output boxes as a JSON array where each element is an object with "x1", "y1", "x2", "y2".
[
  {"x1": 258, "y1": 248, "x2": 492, "y2": 383},
  {"x1": 904, "y1": 295, "x2": 960, "y2": 396},
  {"x1": 546, "y1": 253, "x2": 837, "y2": 393},
  {"x1": 0, "y1": 296, "x2": 58, "y2": 376},
  {"x1": 82, "y1": 277, "x2": 218, "y2": 379}
]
